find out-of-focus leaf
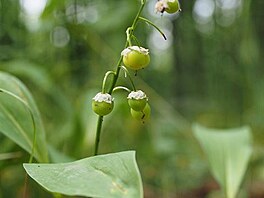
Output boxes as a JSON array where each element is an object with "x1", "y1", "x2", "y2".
[
  {"x1": 0, "y1": 152, "x2": 22, "y2": 161},
  {"x1": 0, "y1": 72, "x2": 49, "y2": 162},
  {"x1": 48, "y1": 144, "x2": 74, "y2": 163},
  {"x1": 1, "y1": 60, "x2": 52, "y2": 90},
  {"x1": 193, "y1": 124, "x2": 253, "y2": 198},
  {"x1": 24, "y1": 151, "x2": 143, "y2": 198}
]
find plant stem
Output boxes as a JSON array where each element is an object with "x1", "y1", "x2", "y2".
[
  {"x1": 113, "y1": 86, "x2": 131, "y2": 93},
  {"x1": 126, "y1": 28, "x2": 133, "y2": 46},
  {"x1": 101, "y1": 71, "x2": 116, "y2": 93},
  {"x1": 94, "y1": 116, "x2": 103, "y2": 155},
  {"x1": 93, "y1": 0, "x2": 146, "y2": 156},
  {"x1": 139, "y1": 16, "x2": 167, "y2": 40},
  {"x1": 120, "y1": 66, "x2": 136, "y2": 91},
  {"x1": 109, "y1": 55, "x2": 126, "y2": 94}
]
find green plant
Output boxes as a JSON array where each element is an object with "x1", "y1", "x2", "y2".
[
  {"x1": 0, "y1": 0, "x2": 181, "y2": 197},
  {"x1": 91, "y1": 0, "x2": 175, "y2": 157}
]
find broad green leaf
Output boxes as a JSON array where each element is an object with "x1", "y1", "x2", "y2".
[
  {"x1": 23, "y1": 151, "x2": 143, "y2": 198},
  {"x1": 0, "y1": 72, "x2": 49, "y2": 162},
  {"x1": 193, "y1": 124, "x2": 253, "y2": 198}
]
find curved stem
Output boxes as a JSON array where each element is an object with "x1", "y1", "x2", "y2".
[
  {"x1": 113, "y1": 86, "x2": 131, "y2": 93},
  {"x1": 102, "y1": 71, "x2": 116, "y2": 93},
  {"x1": 131, "y1": 35, "x2": 141, "y2": 46},
  {"x1": 126, "y1": 28, "x2": 133, "y2": 46},
  {"x1": 93, "y1": 1, "x2": 146, "y2": 156},
  {"x1": 108, "y1": 54, "x2": 126, "y2": 95},
  {"x1": 120, "y1": 66, "x2": 136, "y2": 91},
  {"x1": 139, "y1": 17, "x2": 167, "y2": 40}
]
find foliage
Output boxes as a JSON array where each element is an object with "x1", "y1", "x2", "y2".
[
  {"x1": 24, "y1": 151, "x2": 143, "y2": 198},
  {"x1": 193, "y1": 124, "x2": 253, "y2": 198},
  {"x1": 0, "y1": 71, "x2": 48, "y2": 162},
  {"x1": 1, "y1": 0, "x2": 264, "y2": 197}
]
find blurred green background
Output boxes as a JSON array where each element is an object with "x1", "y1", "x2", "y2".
[{"x1": 0, "y1": 0, "x2": 264, "y2": 197}]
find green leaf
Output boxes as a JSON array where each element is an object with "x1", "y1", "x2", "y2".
[
  {"x1": 0, "y1": 72, "x2": 49, "y2": 162},
  {"x1": 193, "y1": 124, "x2": 253, "y2": 198},
  {"x1": 23, "y1": 151, "x2": 143, "y2": 198}
]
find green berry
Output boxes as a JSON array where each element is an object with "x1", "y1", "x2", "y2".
[
  {"x1": 165, "y1": 0, "x2": 180, "y2": 14},
  {"x1": 92, "y1": 93, "x2": 114, "y2": 116},
  {"x1": 121, "y1": 46, "x2": 150, "y2": 70},
  {"x1": 130, "y1": 103, "x2": 151, "y2": 123},
  {"x1": 155, "y1": 0, "x2": 181, "y2": 14},
  {"x1": 127, "y1": 90, "x2": 148, "y2": 111},
  {"x1": 128, "y1": 98, "x2": 147, "y2": 111}
]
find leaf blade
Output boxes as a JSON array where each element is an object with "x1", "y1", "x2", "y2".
[
  {"x1": 193, "y1": 124, "x2": 253, "y2": 198},
  {"x1": 0, "y1": 72, "x2": 49, "y2": 162},
  {"x1": 24, "y1": 151, "x2": 143, "y2": 198}
]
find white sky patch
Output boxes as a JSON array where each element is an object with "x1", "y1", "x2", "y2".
[
  {"x1": 19, "y1": 0, "x2": 47, "y2": 30},
  {"x1": 20, "y1": 0, "x2": 47, "y2": 16},
  {"x1": 193, "y1": 0, "x2": 215, "y2": 23},
  {"x1": 193, "y1": 0, "x2": 216, "y2": 34},
  {"x1": 215, "y1": 0, "x2": 242, "y2": 27}
]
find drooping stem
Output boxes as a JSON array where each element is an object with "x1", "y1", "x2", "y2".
[
  {"x1": 139, "y1": 16, "x2": 167, "y2": 40},
  {"x1": 113, "y1": 86, "x2": 131, "y2": 93},
  {"x1": 126, "y1": 28, "x2": 133, "y2": 46},
  {"x1": 101, "y1": 71, "x2": 116, "y2": 93},
  {"x1": 93, "y1": 0, "x2": 146, "y2": 155}
]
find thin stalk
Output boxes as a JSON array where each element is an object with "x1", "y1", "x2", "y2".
[
  {"x1": 120, "y1": 66, "x2": 136, "y2": 91},
  {"x1": 101, "y1": 71, "x2": 116, "y2": 93},
  {"x1": 94, "y1": 116, "x2": 103, "y2": 155},
  {"x1": 131, "y1": 35, "x2": 141, "y2": 46},
  {"x1": 139, "y1": 17, "x2": 167, "y2": 40},
  {"x1": 131, "y1": 0, "x2": 146, "y2": 29},
  {"x1": 126, "y1": 28, "x2": 133, "y2": 46},
  {"x1": 109, "y1": 43, "x2": 128, "y2": 94},
  {"x1": 93, "y1": 0, "x2": 146, "y2": 155},
  {"x1": 113, "y1": 86, "x2": 131, "y2": 93}
]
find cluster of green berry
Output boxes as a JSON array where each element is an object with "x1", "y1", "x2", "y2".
[
  {"x1": 92, "y1": 89, "x2": 150, "y2": 123},
  {"x1": 92, "y1": 48, "x2": 151, "y2": 123},
  {"x1": 92, "y1": 0, "x2": 180, "y2": 124}
]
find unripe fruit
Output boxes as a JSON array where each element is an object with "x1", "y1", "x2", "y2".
[
  {"x1": 130, "y1": 103, "x2": 151, "y2": 123},
  {"x1": 121, "y1": 46, "x2": 150, "y2": 70},
  {"x1": 92, "y1": 92, "x2": 114, "y2": 116},
  {"x1": 155, "y1": 0, "x2": 181, "y2": 14},
  {"x1": 127, "y1": 90, "x2": 148, "y2": 111},
  {"x1": 165, "y1": 0, "x2": 180, "y2": 13}
]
